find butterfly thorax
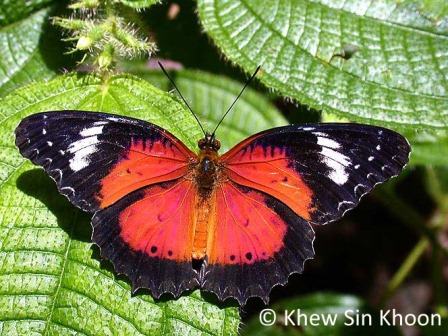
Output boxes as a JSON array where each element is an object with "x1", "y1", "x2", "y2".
[{"x1": 195, "y1": 132, "x2": 222, "y2": 192}]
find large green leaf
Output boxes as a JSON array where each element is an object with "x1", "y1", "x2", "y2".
[
  {"x1": 197, "y1": 0, "x2": 448, "y2": 165},
  {"x1": 405, "y1": 129, "x2": 448, "y2": 166},
  {"x1": 0, "y1": 1, "x2": 69, "y2": 98},
  {"x1": 0, "y1": 0, "x2": 53, "y2": 26},
  {"x1": 0, "y1": 73, "x2": 240, "y2": 335}
]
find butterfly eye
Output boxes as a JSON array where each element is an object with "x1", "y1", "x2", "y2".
[
  {"x1": 212, "y1": 139, "x2": 221, "y2": 151},
  {"x1": 198, "y1": 138, "x2": 206, "y2": 149}
]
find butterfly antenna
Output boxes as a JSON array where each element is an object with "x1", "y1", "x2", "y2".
[
  {"x1": 212, "y1": 65, "x2": 261, "y2": 135},
  {"x1": 158, "y1": 62, "x2": 207, "y2": 136}
]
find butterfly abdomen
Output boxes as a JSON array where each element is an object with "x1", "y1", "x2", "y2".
[{"x1": 191, "y1": 195, "x2": 218, "y2": 260}]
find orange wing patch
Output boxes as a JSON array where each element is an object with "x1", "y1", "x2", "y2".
[
  {"x1": 207, "y1": 181, "x2": 288, "y2": 265},
  {"x1": 98, "y1": 138, "x2": 196, "y2": 208},
  {"x1": 117, "y1": 177, "x2": 197, "y2": 262},
  {"x1": 220, "y1": 144, "x2": 315, "y2": 220}
]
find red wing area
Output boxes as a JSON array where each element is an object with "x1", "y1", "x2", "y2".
[
  {"x1": 220, "y1": 141, "x2": 315, "y2": 221},
  {"x1": 92, "y1": 177, "x2": 200, "y2": 297},
  {"x1": 15, "y1": 111, "x2": 197, "y2": 212},
  {"x1": 219, "y1": 124, "x2": 410, "y2": 225},
  {"x1": 202, "y1": 181, "x2": 315, "y2": 304},
  {"x1": 98, "y1": 137, "x2": 194, "y2": 209}
]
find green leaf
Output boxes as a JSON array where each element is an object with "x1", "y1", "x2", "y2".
[
  {"x1": 0, "y1": 73, "x2": 240, "y2": 335},
  {"x1": 404, "y1": 130, "x2": 448, "y2": 166},
  {"x1": 242, "y1": 293, "x2": 402, "y2": 336},
  {"x1": 119, "y1": 0, "x2": 161, "y2": 9},
  {"x1": 197, "y1": 0, "x2": 448, "y2": 165},
  {"x1": 131, "y1": 68, "x2": 288, "y2": 152},
  {"x1": 0, "y1": 3, "x2": 71, "y2": 98},
  {"x1": 0, "y1": 0, "x2": 53, "y2": 26}
]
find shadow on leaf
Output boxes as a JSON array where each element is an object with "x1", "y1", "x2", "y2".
[
  {"x1": 38, "y1": 3, "x2": 77, "y2": 73},
  {"x1": 16, "y1": 168, "x2": 92, "y2": 243}
]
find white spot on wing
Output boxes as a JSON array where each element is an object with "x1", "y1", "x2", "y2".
[
  {"x1": 47, "y1": 141, "x2": 53, "y2": 147},
  {"x1": 69, "y1": 145, "x2": 98, "y2": 171},
  {"x1": 106, "y1": 116, "x2": 121, "y2": 122},
  {"x1": 53, "y1": 168, "x2": 63, "y2": 181},
  {"x1": 302, "y1": 126, "x2": 315, "y2": 131},
  {"x1": 376, "y1": 145, "x2": 381, "y2": 150},
  {"x1": 321, "y1": 147, "x2": 351, "y2": 185},
  {"x1": 61, "y1": 186, "x2": 75, "y2": 195},
  {"x1": 42, "y1": 129, "x2": 47, "y2": 135},
  {"x1": 338, "y1": 200, "x2": 354, "y2": 211},
  {"x1": 354, "y1": 183, "x2": 366, "y2": 194},
  {"x1": 368, "y1": 156, "x2": 374, "y2": 161},
  {"x1": 68, "y1": 124, "x2": 104, "y2": 171},
  {"x1": 79, "y1": 122, "x2": 106, "y2": 137},
  {"x1": 317, "y1": 135, "x2": 341, "y2": 149}
]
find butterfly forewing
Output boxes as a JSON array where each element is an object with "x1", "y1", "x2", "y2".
[
  {"x1": 220, "y1": 124, "x2": 410, "y2": 225},
  {"x1": 15, "y1": 111, "x2": 196, "y2": 212}
]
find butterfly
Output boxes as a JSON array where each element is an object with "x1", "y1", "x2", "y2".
[
  {"x1": 14, "y1": 70, "x2": 410, "y2": 305},
  {"x1": 15, "y1": 110, "x2": 411, "y2": 303}
]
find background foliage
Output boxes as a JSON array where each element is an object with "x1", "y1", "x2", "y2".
[{"x1": 0, "y1": 0, "x2": 447, "y2": 335}]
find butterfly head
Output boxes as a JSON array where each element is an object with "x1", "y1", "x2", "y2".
[{"x1": 198, "y1": 132, "x2": 221, "y2": 151}]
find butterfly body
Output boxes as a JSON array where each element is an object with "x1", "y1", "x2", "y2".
[
  {"x1": 15, "y1": 111, "x2": 410, "y2": 304},
  {"x1": 195, "y1": 134, "x2": 221, "y2": 191}
]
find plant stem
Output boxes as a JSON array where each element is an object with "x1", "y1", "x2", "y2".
[
  {"x1": 380, "y1": 237, "x2": 428, "y2": 307},
  {"x1": 379, "y1": 168, "x2": 448, "y2": 309}
]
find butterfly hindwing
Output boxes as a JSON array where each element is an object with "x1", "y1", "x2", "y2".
[
  {"x1": 220, "y1": 123, "x2": 410, "y2": 225},
  {"x1": 15, "y1": 111, "x2": 196, "y2": 212},
  {"x1": 92, "y1": 178, "x2": 199, "y2": 297},
  {"x1": 203, "y1": 182, "x2": 314, "y2": 304}
]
